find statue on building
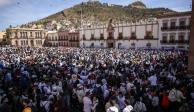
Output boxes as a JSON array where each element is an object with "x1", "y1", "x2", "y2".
[{"x1": 107, "y1": 19, "x2": 114, "y2": 31}]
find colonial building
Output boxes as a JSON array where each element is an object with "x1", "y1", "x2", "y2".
[
  {"x1": 47, "y1": 30, "x2": 79, "y2": 47},
  {"x1": 80, "y1": 19, "x2": 159, "y2": 49},
  {"x1": 0, "y1": 32, "x2": 6, "y2": 42},
  {"x1": 68, "y1": 31, "x2": 80, "y2": 47},
  {"x1": 80, "y1": 11, "x2": 191, "y2": 49},
  {"x1": 6, "y1": 28, "x2": 47, "y2": 47},
  {"x1": 58, "y1": 30, "x2": 69, "y2": 47},
  {"x1": 158, "y1": 11, "x2": 191, "y2": 49},
  {"x1": 47, "y1": 31, "x2": 59, "y2": 47}
]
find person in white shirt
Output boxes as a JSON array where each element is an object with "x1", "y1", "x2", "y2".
[
  {"x1": 123, "y1": 100, "x2": 133, "y2": 112},
  {"x1": 83, "y1": 92, "x2": 92, "y2": 112},
  {"x1": 148, "y1": 74, "x2": 157, "y2": 86},
  {"x1": 106, "y1": 100, "x2": 119, "y2": 112},
  {"x1": 133, "y1": 98, "x2": 147, "y2": 112}
]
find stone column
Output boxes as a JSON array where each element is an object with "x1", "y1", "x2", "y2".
[{"x1": 188, "y1": 0, "x2": 194, "y2": 73}]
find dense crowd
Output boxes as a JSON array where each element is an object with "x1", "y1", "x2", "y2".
[{"x1": 0, "y1": 47, "x2": 193, "y2": 112}]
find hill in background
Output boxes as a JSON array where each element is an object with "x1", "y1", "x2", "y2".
[{"x1": 25, "y1": 1, "x2": 176, "y2": 30}]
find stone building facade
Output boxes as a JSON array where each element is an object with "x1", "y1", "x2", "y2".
[
  {"x1": 6, "y1": 28, "x2": 47, "y2": 47},
  {"x1": 158, "y1": 12, "x2": 191, "y2": 49},
  {"x1": 80, "y1": 11, "x2": 191, "y2": 49},
  {"x1": 80, "y1": 19, "x2": 159, "y2": 49},
  {"x1": 47, "y1": 30, "x2": 79, "y2": 47}
]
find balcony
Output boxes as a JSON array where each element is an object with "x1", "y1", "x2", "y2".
[
  {"x1": 160, "y1": 40, "x2": 168, "y2": 43},
  {"x1": 69, "y1": 39, "x2": 79, "y2": 42},
  {"x1": 161, "y1": 25, "x2": 190, "y2": 31},
  {"x1": 90, "y1": 37, "x2": 96, "y2": 40},
  {"x1": 178, "y1": 25, "x2": 191, "y2": 30},
  {"x1": 161, "y1": 27, "x2": 168, "y2": 31},
  {"x1": 130, "y1": 36, "x2": 137, "y2": 40},
  {"x1": 118, "y1": 36, "x2": 123, "y2": 40},
  {"x1": 169, "y1": 40, "x2": 176, "y2": 44},
  {"x1": 107, "y1": 36, "x2": 114, "y2": 40},
  {"x1": 144, "y1": 36, "x2": 154, "y2": 39},
  {"x1": 100, "y1": 36, "x2": 104, "y2": 40},
  {"x1": 176, "y1": 40, "x2": 189, "y2": 44},
  {"x1": 169, "y1": 26, "x2": 178, "y2": 30}
]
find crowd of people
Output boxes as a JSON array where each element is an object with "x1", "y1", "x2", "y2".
[{"x1": 0, "y1": 47, "x2": 193, "y2": 112}]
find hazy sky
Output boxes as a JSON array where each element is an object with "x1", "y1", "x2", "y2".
[{"x1": 0, "y1": 0, "x2": 192, "y2": 31}]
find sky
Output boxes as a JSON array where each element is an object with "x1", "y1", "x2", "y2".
[{"x1": 0, "y1": 0, "x2": 192, "y2": 31}]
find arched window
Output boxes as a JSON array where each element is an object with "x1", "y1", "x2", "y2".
[
  {"x1": 131, "y1": 43, "x2": 135, "y2": 47},
  {"x1": 101, "y1": 43, "x2": 104, "y2": 48},
  {"x1": 91, "y1": 43, "x2": 94, "y2": 48},
  {"x1": 15, "y1": 40, "x2": 18, "y2": 46},
  {"x1": 118, "y1": 43, "x2": 122, "y2": 49},
  {"x1": 146, "y1": 43, "x2": 151, "y2": 47}
]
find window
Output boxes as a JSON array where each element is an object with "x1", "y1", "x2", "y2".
[
  {"x1": 118, "y1": 43, "x2": 122, "y2": 48},
  {"x1": 146, "y1": 31, "x2": 153, "y2": 37},
  {"x1": 131, "y1": 43, "x2": 135, "y2": 47},
  {"x1": 21, "y1": 40, "x2": 24, "y2": 46},
  {"x1": 170, "y1": 21, "x2": 176, "y2": 29},
  {"x1": 146, "y1": 43, "x2": 151, "y2": 47},
  {"x1": 163, "y1": 22, "x2": 168, "y2": 28},
  {"x1": 178, "y1": 33, "x2": 185, "y2": 42},
  {"x1": 83, "y1": 34, "x2": 86, "y2": 40},
  {"x1": 162, "y1": 35, "x2": 167, "y2": 42},
  {"x1": 118, "y1": 32, "x2": 123, "y2": 39},
  {"x1": 100, "y1": 33, "x2": 104, "y2": 39},
  {"x1": 131, "y1": 32, "x2": 136, "y2": 39},
  {"x1": 25, "y1": 40, "x2": 28, "y2": 46},
  {"x1": 91, "y1": 34, "x2": 94, "y2": 40},
  {"x1": 180, "y1": 20, "x2": 185, "y2": 26},
  {"x1": 169, "y1": 34, "x2": 175, "y2": 43},
  {"x1": 108, "y1": 32, "x2": 113, "y2": 39},
  {"x1": 15, "y1": 32, "x2": 17, "y2": 38},
  {"x1": 20, "y1": 32, "x2": 23, "y2": 38},
  {"x1": 15, "y1": 40, "x2": 18, "y2": 46},
  {"x1": 91, "y1": 43, "x2": 94, "y2": 47},
  {"x1": 30, "y1": 32, "x2": 32, "y2": 37}
]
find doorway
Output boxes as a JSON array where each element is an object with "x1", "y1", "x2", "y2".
[{"x1": 108, "y1": 42, "x2": 114, "y2": 48}]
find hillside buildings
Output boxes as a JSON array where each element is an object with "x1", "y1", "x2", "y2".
[{"x1": 6, "y1": 28, "x2": 47, "y2": 47}]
